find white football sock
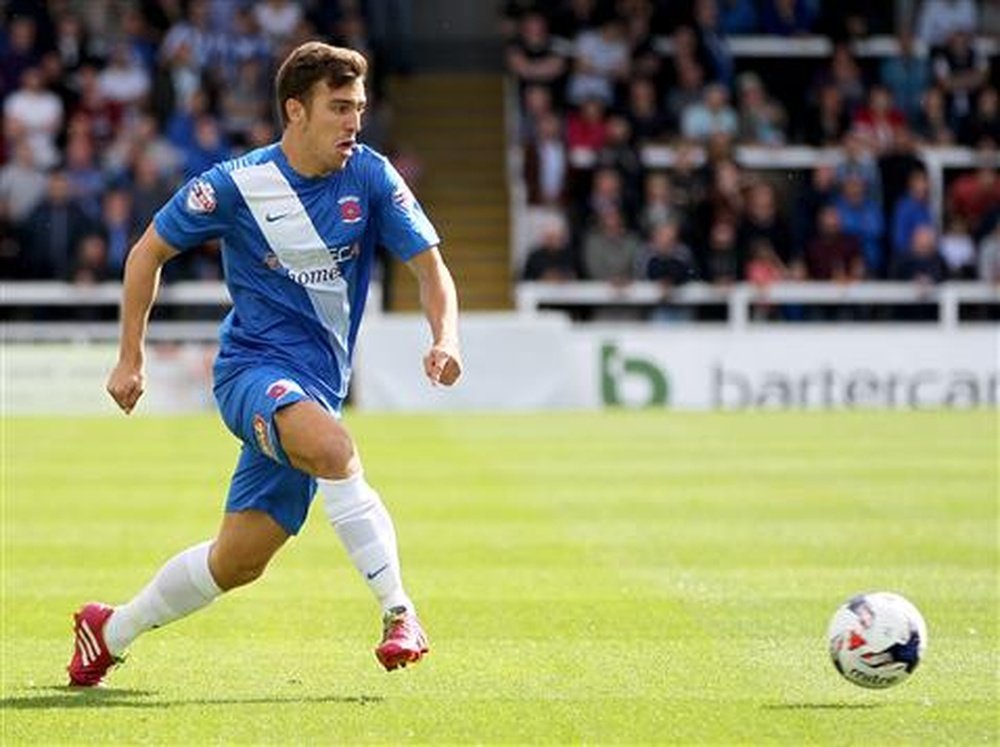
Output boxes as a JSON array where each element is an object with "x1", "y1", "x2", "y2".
[
  {"x1": 319, "y1": 471, "x2": 412, "y2": 614},
  {"x1": 104, "y1": 540, "x2": 222, "y2": 656}
]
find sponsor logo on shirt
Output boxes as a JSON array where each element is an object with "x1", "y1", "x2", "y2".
[
  {"x1": 185, "y1": 179, "x2": 217, "y2": 214},
  {"x1": 262, "y1": 243, "x2": 360, "y2": 288},
  {"x1": 338, "y1": 195, "x2": 363, "y2": 224},
  {"x1": 252, "y1": 413, "x2": 277, "y2": 459}
]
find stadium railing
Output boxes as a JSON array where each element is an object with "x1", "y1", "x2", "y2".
[
  {"x1": 515, "y1": 280, "x2": 1000, "y2": 330},
  {"x1": 0, "y1": 281, "x2": 382, "y2": 342}
]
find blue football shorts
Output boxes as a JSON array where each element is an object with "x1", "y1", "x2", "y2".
[{"x1": 213, "y1": 366, "x2": 341, "y2": 535}]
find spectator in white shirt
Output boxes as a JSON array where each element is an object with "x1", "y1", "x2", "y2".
[
  {"x1": 3, "y1": 67, "x2": 64, "y2": 170},
  {"x1": 253, "y1": 0, "x2": 304, "y2": 44},
  {"x1": 0, "y1": 140, "x2": 49, "y2": 226},
  {"x1": 567, "y1": 17, "x2": 630, "y2": 106},
  {"x1": 681, "y1": 83, "x2": 738, "y2": 143},
  {"x1": 917, "y1": 0, "x2": 977, "y2": 47},
  {"x1": 98, "y1": 44, "x2": 151, "y2": 108}
]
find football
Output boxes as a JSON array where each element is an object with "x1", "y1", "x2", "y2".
[{"x1": 827, "y1": 592, "x2": 928, "y2": 689}]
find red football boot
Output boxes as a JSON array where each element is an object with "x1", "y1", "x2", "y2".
[
  {"x1": 375, "y1": 606, "x2": 429, "y2": 671},
  {"x1": 67, "y1": 603, "x2": 123, "y2": 686}
]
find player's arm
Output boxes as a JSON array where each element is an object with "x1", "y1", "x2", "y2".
[
  {"x1": 107, "y1": 224, "x2": 179, "y2": 414},
  {"x1": 406, "y1": 247, "x2": 462, "y2": 386}
]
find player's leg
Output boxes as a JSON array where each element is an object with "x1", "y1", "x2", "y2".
[
  {"x1": 67, "y1": 508, "x2": 289, "y2": 686},
  {"x1": 274, "y1": 400, "x2": 428, "y2": 669}
]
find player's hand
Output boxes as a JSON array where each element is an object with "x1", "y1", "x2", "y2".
[
  {"x1": 423, "y1": 343, "x2": 462, "y2": 386},
  {"x1": 106, "y1": 359, "x2": 145, "y2": 414}
]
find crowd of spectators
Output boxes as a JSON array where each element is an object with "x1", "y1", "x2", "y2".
[
  {"x1": 0, "y1": 0, "x2": 398, "y2": 286},
  {"x1": 506, "y1": 0, "x2": 1000, "y2": 293}
]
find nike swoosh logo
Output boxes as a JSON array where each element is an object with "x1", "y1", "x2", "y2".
[
  {"x1": 265, "y1": 211, "x2": 289, "y2": 222},
  {"x1": 366, "y1": 563, "x2": 389, "y2": 580}
]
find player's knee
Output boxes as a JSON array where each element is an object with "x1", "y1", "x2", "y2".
[{"x1": 301, "y1": 430, "x2": 358, "y2": 479}]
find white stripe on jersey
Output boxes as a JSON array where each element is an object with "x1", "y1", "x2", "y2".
[{"x1": 228, "y1": 161, "x2": 351, "y2": 368}]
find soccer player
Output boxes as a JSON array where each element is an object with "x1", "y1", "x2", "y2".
[{"x1": 67, "y1": 42, "x2": 461, "y2": 686}]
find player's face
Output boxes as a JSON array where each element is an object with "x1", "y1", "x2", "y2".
[{"x1": 302, "y1": 78, "x2": 366, "y2": 172}]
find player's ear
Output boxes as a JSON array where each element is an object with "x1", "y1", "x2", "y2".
[{"x1": 286, "y1": 97, "x2": 305, "y2": 125}]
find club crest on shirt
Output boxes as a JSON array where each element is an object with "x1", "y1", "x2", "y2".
[
  {"x1": 185, "y1": 178, "x2": 217, "y2": 214},
  {"x1": 338, "y1": 195, "x2": 362, "y2": 224},
  {"x1": 263, "y1": 251, "x2": 282, "y2": 270}
]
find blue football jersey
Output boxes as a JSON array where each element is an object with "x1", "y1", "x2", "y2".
[{"x1": 154, "y1": 143, "x2": 439, "y2": 402}]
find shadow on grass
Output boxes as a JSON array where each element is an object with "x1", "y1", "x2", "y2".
[
  {"x1": 762, "y1": 703, "x2": 885, "y2": 711},
  {"x1": 1, "y1": 687, "x2": 384, "y2": 710}
]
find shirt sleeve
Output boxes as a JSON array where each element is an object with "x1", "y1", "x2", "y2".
[
  {"x1": 153, "y1": 164, "x2": 235, "y2": 250},
  {"x1": 370, "y1": 155, "x2": 440, "y2": 262}
]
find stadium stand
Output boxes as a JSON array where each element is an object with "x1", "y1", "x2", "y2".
[
  {"x1": 503, "y1": 0, "x2": 999, "y2": 322},
  {"x1": 1, "y1": 0, "x2": 998, "y2": 324}
]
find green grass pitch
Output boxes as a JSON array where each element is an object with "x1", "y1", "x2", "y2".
[{"x1": 2, "y1": 411, "x2": 997, "y2": 744}]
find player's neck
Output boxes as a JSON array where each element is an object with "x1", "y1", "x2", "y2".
[{"x1": 279, "y1": 134, "x2": 331, "y2": 179}]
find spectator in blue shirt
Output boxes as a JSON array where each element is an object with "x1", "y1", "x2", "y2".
[
  {"x1": 760, "y1": 0, "x2": 817, "y2": 36},
  {"x1": 881, "y1": 30, "x2": 931, "y2": 124},
  {"x1": 718, "y1": 0, "x2": 758, "y2": 35},
  {"x1": 891, "y1": 168, "x2": 934, "y2": 260},
  {"x1": 836, "y1": 175, "x2": 885, "y2": 277}
]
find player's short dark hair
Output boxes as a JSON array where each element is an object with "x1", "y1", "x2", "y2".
[{"x1": 275, "y1": 42, "x2": 367, "y2": 128}]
